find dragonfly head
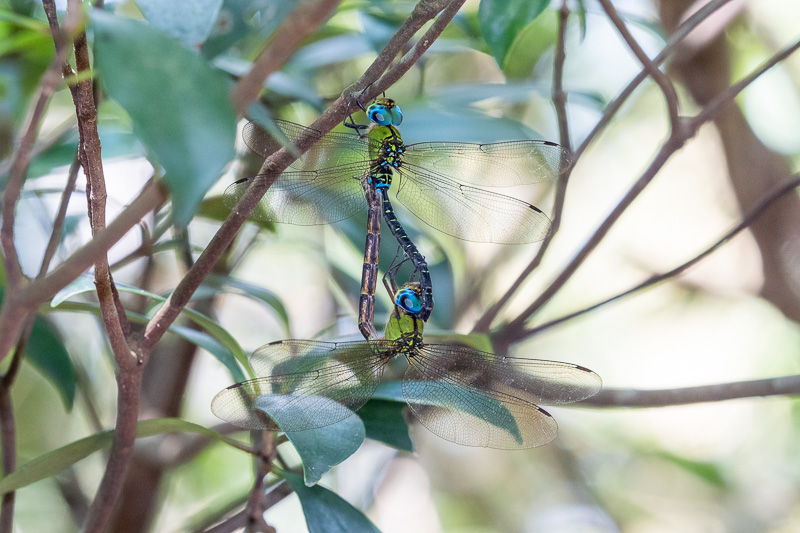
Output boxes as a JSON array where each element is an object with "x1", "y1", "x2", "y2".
[
  {"x1": 367, "y1": 98, "x2": 403, "y2": 126},
  {"x1": 395, "y1": 282, "x2": 423, "y2": 315}
]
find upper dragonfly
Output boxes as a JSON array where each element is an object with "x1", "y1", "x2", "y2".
[{"x1": 226, "y1": 99, "x2": 568, "y2": 318}]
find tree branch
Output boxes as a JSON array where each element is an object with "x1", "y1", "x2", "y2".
[
  {"x1": 231, "y1": 0, "x2": 340, "y2": 115},
  {"x1": 582, "y1": 374, "x2": 800, "y2": 408},
  {"x1": 140, "y1": 0, "x2": 461, "y2": 352},
  {"x1": 598, "y1": 0, "x2": 682, "y2": 131},
  {"x1": 522, "y1": 176, "x2": 800, "y2": 337}
]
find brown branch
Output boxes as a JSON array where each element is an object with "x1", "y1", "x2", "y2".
[
  {"x1": 597, "y1": 0, "x2": 682, "y2": 131},
  {"x1": 497, "y1": 23, "x2": 799, "y2": 347},
  {"x1": 474, "y1": 0, "x2": 572, "y2": 333},
  {"x1": 582, "y1": 374, "x2": 800, "y2": 408},
  {"x1": 1, "y1": 29, "x2": 71, "y2": 291},
  {"x1": 522, "y1": 176, "x2": 800, "y2": 337},
  {"x1": 140, "y1": 0, "x2": 460, "y2": 352},
  {"x1": 498, "y1": 139, "x2": 682, "y2": 346},
  {"x1": 19, "y1": 180, "x2": 166, "y2": 307},
  {"x1": 198, "y1": 482, "x2": 293, "y2": 533},
  {"x1": 231, "y1": 0, "x2": 340, "y2": 115},
  {"x1": 692, "y1": 38, "x2": 800, "y2": 127},
  {"x1": 574, "y1": 0, "x2": 735, "y2": 162}
]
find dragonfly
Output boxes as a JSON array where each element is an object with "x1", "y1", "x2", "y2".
[
  {"x1": 211, "y1": 283, "x2": 601, "y2": 449},
  {"x1": 225, "y1": 98, "x2": 568, "y2": 322}
]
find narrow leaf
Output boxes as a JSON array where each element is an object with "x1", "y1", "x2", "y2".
[
  {"x1": 27, "y1": 315, "x2": 77, "y2": 410},
  {"x1": 0, "y1": 418, "x2": 250, "y2": 495}
]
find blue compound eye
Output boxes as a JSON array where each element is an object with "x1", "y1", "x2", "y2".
[
  {"x1": 367, "y1": 104, "x2": 391, "y2": 125},
  {"x1": 395, "y1": 288, "x2": 422, "y2": 314},
  {"x1": 367, "y1": 99, "x2": 403, "y2": 126}
]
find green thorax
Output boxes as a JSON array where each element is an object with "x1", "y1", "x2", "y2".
[
  {"x1": 367, "y1": 124, "x2": 405, "y2": 189},
  {"x1": 384, "y1": 306, "x2": 424, "y2": 355}
]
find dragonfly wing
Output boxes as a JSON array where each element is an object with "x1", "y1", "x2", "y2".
[
  {"x1": 395, "y1": 164, "x2": 551, "y2": 243},
  {"x1": 404, "y1": 140, "x2": 568, "y2": 186},
  {"x1": 223, "y1": 162, "x2": 368, "y2": 225},
  {"x1": 243, "y1": 120, "x2": 373, "y2": 170},
  {"x1": 212, "y1": 339, "x2": 392, "y2": 432},
  {"x1": 402, "y1": 344, "x2": 601, "y2": 449}
]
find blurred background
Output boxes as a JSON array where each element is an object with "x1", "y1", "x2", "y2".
[{"x1": 4, "y1": 0, "x2": 800, "y2": 531}]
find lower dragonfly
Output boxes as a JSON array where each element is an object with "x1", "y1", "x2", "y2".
[{"x1": 211, "y1": 283, "x2": 601, "y2": 449}]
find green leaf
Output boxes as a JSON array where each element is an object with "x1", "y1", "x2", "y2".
[
  {"x1": 358, "y1": 399, "x2": 412, "y2": 452},
  {"x1": 283, "y1": 471, "x2": 381, "y2": 533},
  {"x1": 137, "y1": 0, "x2": 223, "y2": 47},
  {"x1": 284, "y1": 416, "x2": 365, "y2": 486},
  {"x1": 203, "y1": 274, "x2": 290, "y2": 335},
  {"x1": 91, "y1": 10, "x2": 236, "y2": 226},
  {"x1": 51, "y1": 276, "x2": 253, "y2": 378},
  {"x1": 503, "y1": 10, "x2": 558, "y2": 79},
  {"x1": 27, "y1": 315, "x2": 76, "y2": 410},
  {"x1": 0, "y1": 418, "x2": 250, "y2": 495},
  {"x1": 478, "y1": 0, "x2": 549, "y2": 67},
  {"x1": 170, "y1": 324, "x2": 245, "y2": 382}
]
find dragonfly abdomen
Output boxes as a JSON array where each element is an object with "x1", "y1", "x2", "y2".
[{"x1": 380, "y1": 191, "x2": 434, "y2": 321}]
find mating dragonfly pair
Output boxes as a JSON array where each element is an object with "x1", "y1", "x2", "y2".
[{"x1": 212, "y1": 98, "x2": 601, "y2": 449}]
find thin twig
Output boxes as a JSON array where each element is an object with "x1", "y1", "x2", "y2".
[
  {"x1": 597, "y1": 0, "x2": 682, "y2": 131},
  {"x1": 140, "y1": 0, "x2": 460, "y2": 352},
  {"x1": 522, "y1": 176, "x2": 800, "y2": 337},
  {"x1": 498, "y1": 26, "x2": 799, "y2": 346},
  {"x1": 499, "y1": 139, "x2": 682, "y2": 345},
  {"x1": 38, "y1": 152, "x2": 81, "y2": 277},
  {"x1": 692, "y1": 37, "x2": 800, "y2": 127},
  {"x1": 474, "y1": 0, "x2": 572, "y2": 333},
  {"x1": 232, "y1": 0, "x2": 340, "y2": 115},
  {"x1": 574, "y1": 0, "x2": 735, "y2": 162},
  {"x1": 582, "y1": 374, "x2": 800, "y2": 407}
]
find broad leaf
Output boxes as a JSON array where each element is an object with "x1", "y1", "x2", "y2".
[
  {"x1": 478, "y1": 0, "x2": 549, "y2": 67},
  {"x1": 284, "y1": 416, "x2": 365, "y2": 486},
  {"x1": 137, "y1": 0, "x2": 223, "y2": 47},
  {"x1": 91, "y1": 11, "x2": 236, "y2": 226},
  {"x1": 283, "y1": 471, "x2": 381, "y2": 533},
  {"x1": 358, "y1": 399, "x2": 412, "y2": 452},
  {"x1": 503, "y1": 10, "x2": 558, "y2": 79}
]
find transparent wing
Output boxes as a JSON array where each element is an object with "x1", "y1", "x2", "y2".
[
  {"x1": 243, "y1": 120, "x2": 375, "y2": 171},
  {"x1": 211, "y1": 339, "x2": 396, "y2": 432},
  {"x1": 402, "y1": 344, "x2": 601, "y2": 449},
  {"x1": 394, "y1": 164, "x2": 552, "y2": 243},
  {"x1": 403, "y1": 140, "x2": 568, "y2": 186},
  {"x1": 223, "y1": 162, "x2": 369, "y2": 225}
]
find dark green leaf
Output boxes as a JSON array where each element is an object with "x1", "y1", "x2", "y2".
[
  {"x1": 27, "y1": 315, "x2": 77, "y2": 410},
  {"x1": 358, "y1": 399, "x2": 412, "y2": 452},
  {"x1": 0, "y1": 418, "x2": 251, "y2": 495},
  {"x1": 478, "y1": 0, "x2": 549, "y2": 67},
  {"x1": 137, "y1": 0, "x2": 223, "y2": 47},
  {"x1": 284, "y1": 415, "x2": 365, "y2": 486},
  {"x1": 91, "y1": 11, "x2": 236, "y2": 226},
  {"x1": 283, "y1": 471, "x2": 381, "y2": 533},
  {"x1": 170, "y1": 324, "x2": 245, "y2": 382}
]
